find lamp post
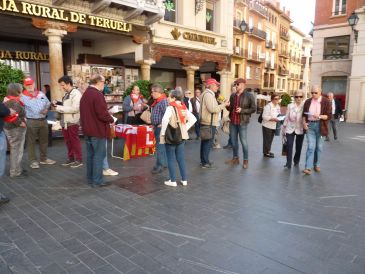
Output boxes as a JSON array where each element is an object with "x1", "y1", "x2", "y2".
[
  {"x1": 240, "y1": 20, "x2": 248, "y2": 33},
  {"x1": 348, "y1": 11, "x2": 359, "y2": 43}
]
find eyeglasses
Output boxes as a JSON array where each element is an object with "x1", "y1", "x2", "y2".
[
  {"x1": 311, "y1": 92, "x2": 318, "y2": 95},
  {"x1": 294, "y1": 96, "x2": 303, "y2": 98}
]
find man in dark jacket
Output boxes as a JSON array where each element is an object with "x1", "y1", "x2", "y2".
[
  {"x1": 302, "y1": 85, "x2": 332, "y2": 175},
  {"x1": 225, "y1": 78, "x2": 256, "y2": 169},
  {"x1": 190, "y1": 88, "x2": 201, "y2": 139},
  {"x1": 0, "y1": 102, "x2": 14, "y2": 206},
  {"x1": 80, "y1": 74, "x2": 114, "y2": 187},
  {"x1": 326, "y1": 92, "x2": 342, "y2": 141}
]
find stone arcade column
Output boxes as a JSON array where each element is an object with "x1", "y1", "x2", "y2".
[
  {"x1": 43, "y1": 28, "x2": 67, "y2": 101},
  {"x1": 217, "y1": 69, "x2": 233, "y2": 100},
  {"x1": 137, "y1": 59, "x2": 155, "y2": 81},
  {"x1": 183, "y1": 65, "x2": 199, "y2": 92}
]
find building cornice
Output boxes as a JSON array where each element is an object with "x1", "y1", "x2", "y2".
[{"x1": 314, "y1": 23, "x2": 351, "y2": 30}]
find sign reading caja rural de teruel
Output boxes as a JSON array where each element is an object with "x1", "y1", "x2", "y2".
[{"x1": 0, "y1": 0, "x2": 132, "y2": 33}]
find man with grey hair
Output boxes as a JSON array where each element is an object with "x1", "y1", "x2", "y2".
[
  {"x1": 80, "y1": 74, "x2": 114, "y2": 186},
  {"x1": 150, "y1": 84, "x2": 168, "y2": 174},
  {"x1": 326, "y1": 92, "x2": 342, "y2": 141},
  {"x1": 302, "y1": 85, "x2": 332, "y2": 175}
]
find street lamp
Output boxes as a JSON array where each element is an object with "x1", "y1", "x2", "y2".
[
  {"x1": 348, "y1": 11, "x2": 359, "y2": 43},
  {"x1": 240, "y1": 20, "x2": 248, "y2": 33}
]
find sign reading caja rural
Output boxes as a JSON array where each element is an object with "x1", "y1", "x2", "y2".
[
  {"x1": 0, "y1": 49, "x2": 49, "y2": 61},
  {"x1": 0, "y1": 0, "x2": 132, "y2": 33}
]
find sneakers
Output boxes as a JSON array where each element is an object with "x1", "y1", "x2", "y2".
[
  {"x1": 151, "y1": 167, "x2": 163, "y2": 174},
  {"x1": 103, "y1": 169, "x2": 119, "y2": 176},
  {"x1": 303, "y1": 169, "x2": 312, "y2": 175},
  {"x1": 30, "y1": 161, "x2": 40, "y2": 169},
  {"x1": 314, "y1": 166, "x2": 321, "y2": 172},
  {"x1": 40, "y1": 159, "x2": 56, "y2": 165},
  {"x1": 200, "y1": 163, "x2": 216, "y2": 169},
  {"x1": 62, "y1": 159, "x2": 75, "y2": 166},
  {"x1": 164, "y1": 180, "x2": 177, "y2": 187},
  {"x1": 181, "y1": 180, "x2": 188, "y2": 186},
  {"x1": 225, "y1": 157, "x2": 239, "y2": 165},
  {"x1": 223, "y1": 144, "x2": 232, "y2": 149},
  {"x1": 70, "y1": 161, "x2": 83, "y2": 168}
]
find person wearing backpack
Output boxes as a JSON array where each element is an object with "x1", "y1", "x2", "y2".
[
  {"x1": 225, "y1": 79, "x2": 256, "y2": 169},
  {"x1": 160, "y1": 89, "x2": 196, "y2": 187}
]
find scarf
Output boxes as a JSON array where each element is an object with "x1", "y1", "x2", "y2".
[
  {"x1": 5, "y1": 96, "x2": 25, "y2": 107},
  {"x1": 151, "y1": 94, "x2": 167, "y2": 107},
  {"x1": 23, "y1": 89, "x2": 39, "y2": 99},
  {"x1": 131, "y1": 93, "x2": 143, "y2": 104},
  {"x1": 170, "y1": 101, "x2": 187, "y2": 124}
]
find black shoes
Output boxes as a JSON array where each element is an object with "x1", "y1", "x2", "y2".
[
  {"x1": 263, "y1": 152, "x2": 274, "y2": 158},
  {"x1": 223, "y1": 145, "x2": 232, "y2": 149}
]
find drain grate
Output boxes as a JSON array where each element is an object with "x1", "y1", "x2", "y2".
[{"x1": 111, "y1": 175, "x2": 165, "y2": 195}]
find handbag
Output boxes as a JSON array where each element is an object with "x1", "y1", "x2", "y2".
[
  {"x1": 140, "y1": 108, "x2": 151, "y2": 124},
  {"x1": 258, "y1": 111, "x2": 263, "y2": 123},
  {"x1": 165, "y1": 107, "x2": 183, "y2": 145},
  {"x1": 282, "y1": 140, "x2": 287, "y2": 156}
]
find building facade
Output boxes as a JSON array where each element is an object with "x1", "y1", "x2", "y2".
[
  {"x1": 0, "y1": 0, "x2": 165, "y2": 103},
  {"x1": 288, "y1": 26, "x2": 304, "y2": 95},
  {"x1": 312, "y1": 0, "x2": 365, "y2": 122}
]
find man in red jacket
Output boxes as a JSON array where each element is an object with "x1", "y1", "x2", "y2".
[{"x1": 80, "y1": 74, "x2": 114, "y2": 187}]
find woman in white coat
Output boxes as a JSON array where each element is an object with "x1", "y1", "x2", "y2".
[{"x1": 262, "y1": 93, "x2": 281, "y2": 158}]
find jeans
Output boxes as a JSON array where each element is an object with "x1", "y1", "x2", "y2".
[
  {"x1": 200, "y1": 126, "x2": 216, "y2": 165},
  {"x1": 103, "y1": 140, "x2": 109, "y2": 170},
  {"x1": 0, "y1": 131, "x2": 6, "y2": 177},
  {"x1": 230, "y1": 123, "x2": 248, "y2": 160},
  {"x1": 305, "y1": 122, "x2": 324, "y2": 170},
  {"x1": 26, "y1": 119, "x2": 49, "y2": 163},
  {"x1": 165, "y1": 142, "x2": 187, "y2": 182},
  {"x1": 153, "y1": 126, "x2": 167, "y2": 169},
  {"x1": 85, "y1": 136, "x2": 106, "y2": 185},
  {"x1": 4, "y1": 127, "x2": 26, "y2": 177},
  {"x1": 285, "y1": 132, "x2": 304, "y2": 167},
  {"x1": 62, "y1": 124, "x2": 82, "y2": 162}
]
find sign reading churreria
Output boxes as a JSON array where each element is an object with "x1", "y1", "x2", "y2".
[{"x1": 0, "y1": 0, "x2": 132, "y2": 33}]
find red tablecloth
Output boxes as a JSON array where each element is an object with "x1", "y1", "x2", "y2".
[{"x1": 114, "y1": 124, "x2": 155, "y2": 160}]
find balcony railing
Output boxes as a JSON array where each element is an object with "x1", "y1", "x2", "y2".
[
  {"x1": 323, "y1": 53, "x2": 349, "y2": 60},
  {"x1": 279, "y1": 51, "x2": 290, "y2": 58},
  {"x1": 247, "y1": 50, "x2": 265, "y2": 62},
  {"x1": 290, "y1": 73, "x2": 295, "y2": 79},
  {"x1": 234, "y1": 0, "x2": 250, "y2": 5},
  {"x1": 233, "y1": 46, "x2": 245, "y2": 57},
  {"x1": 279, "y1": 67, "x2": 289, "y2": 75},
  {"x1": 248, "y1": 27, "x2": 266, "y2": 40},
  {"x1": 249, "y1": 0, "x2": 268, "y2": 18},
  {"x1": 280, "y1": 32, "x2": 290, "y2": 41}
]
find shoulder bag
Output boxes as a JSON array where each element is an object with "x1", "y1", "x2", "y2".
[
  {"x1": 165, "y1": 107, "x2": 183, "y2": 145},
  {"x1": 199, "y1": 93, "x2": 214, "y2": 140}
]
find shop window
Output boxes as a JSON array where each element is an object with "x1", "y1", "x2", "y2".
[
  {"x1": 164, "y1": 0, "x2": 176, "y2": 22},
  {"x1": 333, "y1": 0, "x2": 346, "y2": 16},
  {"x1": 234, "y1": 64, "x2": 240, "y2": 78},
  {"x1": 323, "y1": 36, "x2": 350, "y2": 60},
  {"x1": 206, "y1": 1, "x2": 215, "y2": 31},
  {"x1": 246, "y1": 66, "x2": 251, "y2": 79}
]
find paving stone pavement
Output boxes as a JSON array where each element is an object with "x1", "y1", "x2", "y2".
[{"x1": 0, "y1": 118, "x2": 365, "y2": 274}]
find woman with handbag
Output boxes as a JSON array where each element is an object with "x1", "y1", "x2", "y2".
[
  {"x1": 122, "y1": 85, "x2": 147, "y2": 125},
  {"x1": 160, "y1": 89, "x2": 196, "y2": 187}
]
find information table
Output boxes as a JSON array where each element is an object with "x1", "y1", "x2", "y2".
[{"x1": 112, "y1": 124, "x2": 155, "y2": 160}]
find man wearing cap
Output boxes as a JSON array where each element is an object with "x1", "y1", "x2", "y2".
[
  {"x1": 200, "y1": 78, "x2": 229, "y2": 168},
  {"x1": 225, "y1": 79, "x2": 256, "y2": 169},
  {"x1": 21, "y1": 77, "x2": 56, "y2": 169}
]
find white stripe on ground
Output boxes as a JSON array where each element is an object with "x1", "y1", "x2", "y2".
[
  {"x1": 319, "y1": 195, "x2": 358, "y2": 199},
  {"x1": 278, "y1": 221, "x2": 345, "y2": 234},
  {"x1": 179, "y1": 258, "x2": 240, "y2": 274},
  {"x1": 140, "y1": 226, "x2": 205, "y2": 241}
]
